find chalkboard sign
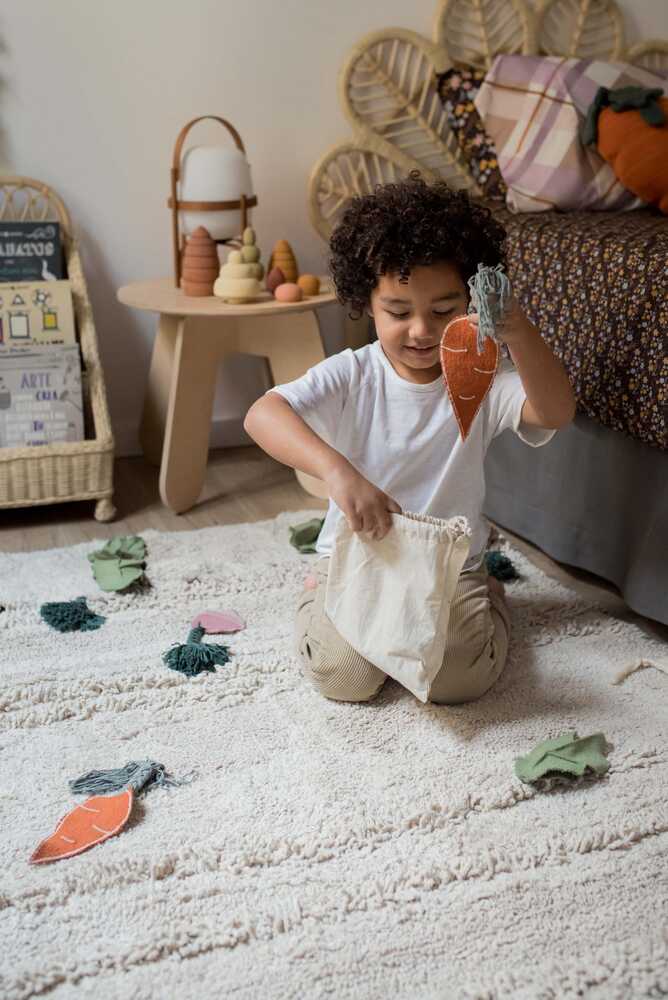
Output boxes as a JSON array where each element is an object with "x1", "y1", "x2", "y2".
[{"x1": 0, "y1": 222, "x2": 64, "y2": 282}]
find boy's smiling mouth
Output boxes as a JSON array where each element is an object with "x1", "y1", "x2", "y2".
[{"x1": 404, "y1": 343, "x2": 439, "y2": 354}]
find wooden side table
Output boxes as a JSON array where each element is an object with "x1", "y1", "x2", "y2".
[{"x1": 117, "y1": 277, "x2": 334, "y2": 513}]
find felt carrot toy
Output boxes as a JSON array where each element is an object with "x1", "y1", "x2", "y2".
[
  {"x1": 30, "y1": 760, "x2": 190, "y2": 865},
  {"x1": 440, "y1": 263, "x2": 511, "y2": 440}
]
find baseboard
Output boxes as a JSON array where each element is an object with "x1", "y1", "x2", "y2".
[{"x1": 112, "y1": 416, "x2": 251, "y2": 458}]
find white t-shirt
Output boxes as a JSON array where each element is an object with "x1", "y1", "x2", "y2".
[{"x1": 270, "y1": 341, "x2": 556, "y2": 570}]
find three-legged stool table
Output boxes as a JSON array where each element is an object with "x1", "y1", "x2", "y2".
[{"x1": 117, "y1": 277, "x2": 334, "y2": 513}]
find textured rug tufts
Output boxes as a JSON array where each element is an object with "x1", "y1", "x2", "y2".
[{"x1": 1, "y1": 512, "x2": 667, "y2": 999}]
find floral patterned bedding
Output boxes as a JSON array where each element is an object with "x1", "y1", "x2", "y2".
[{"x1": 491, "y1": 205, "x2": 667, "y2": 450}]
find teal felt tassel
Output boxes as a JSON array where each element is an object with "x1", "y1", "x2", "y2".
[
  {"x1": 40, "y1": 596, "x2": 106, "y2": 633},
  {"x1": 485, "y1": 550, "x2": 519, "y2": 581},
  {"x1": 69, "y1": 759, "x2": 191, "y2": 796},
  {"x1": 163, "y1": 625, "x2": 230, "y2": 677}
]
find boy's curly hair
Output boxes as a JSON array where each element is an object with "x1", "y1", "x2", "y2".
[{"x1": 328, "y1": 172, "x2": 506, "y2": 318}]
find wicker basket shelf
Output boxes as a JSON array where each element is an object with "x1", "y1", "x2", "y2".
[{"x1": 0, "y1": 176, "x2": 116, "y2": 521}]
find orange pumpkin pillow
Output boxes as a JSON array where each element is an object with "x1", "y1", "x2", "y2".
[{"x1": 583, "y1": 86, "x2": 668, "y2": 214}]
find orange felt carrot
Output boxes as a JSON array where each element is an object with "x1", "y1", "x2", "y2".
[
  {"x1": 440, "y1": 315, "x2": 499, "y2": 440},
  {"x1": 30, "y1": 790, "x2": 133, "y2": 864},
  {"x1": 29, "y1": 759, "x2": 192, "y2": 865}
]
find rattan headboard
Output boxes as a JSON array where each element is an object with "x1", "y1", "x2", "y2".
[{"x1": 308, "y1": 0, "x2": 668, "y2": 240}]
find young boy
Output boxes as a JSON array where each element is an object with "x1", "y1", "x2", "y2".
[{"x1": 245, "y1": 175, "x2": 576, "y2": 705}]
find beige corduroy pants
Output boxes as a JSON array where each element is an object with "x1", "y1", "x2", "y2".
[{"x1": 295, "y1": 557, "x2": 510, "y2": 705}]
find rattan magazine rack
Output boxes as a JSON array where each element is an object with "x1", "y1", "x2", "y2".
[{"x1": 0, "y1": 176, "x2": 116, "y2": 521}]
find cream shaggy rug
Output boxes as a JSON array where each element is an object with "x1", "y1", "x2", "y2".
[{"x1": 1, "y1": 512, "x2": 667, "y2": 1000}]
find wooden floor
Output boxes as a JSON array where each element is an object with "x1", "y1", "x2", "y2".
[{"x1": 2, "y1": 445, "x2": 666, "y2": 643}]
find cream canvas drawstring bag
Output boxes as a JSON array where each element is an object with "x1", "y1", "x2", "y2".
[{"x1": 324, "y1": 511, "x2": 471, "y2": 702}]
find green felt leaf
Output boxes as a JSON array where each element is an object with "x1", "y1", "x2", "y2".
[
  {"x1": 88, "y1": 535, "x2": 147, "y2": 592},
  {"x1": 514, "y1": 731, "x2": 610, "y2": 784},
  {"x1": 289, "y1": 518, "x2": 325, "y2": 554}
]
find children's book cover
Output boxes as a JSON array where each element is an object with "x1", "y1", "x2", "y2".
[
  {"x1": 0, "y1": 345, "x2": 84, "y2": 447},
  {"x1": 0, "y1": 221, "x2": 63, "y2": 281},
  {"x1": 0, "y1": 280, "x2": 76, "y2": 348}
]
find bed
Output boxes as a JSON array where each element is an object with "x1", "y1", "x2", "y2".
[{"x1": 306, "y1": 0, "x2": 668, "y2": 625}]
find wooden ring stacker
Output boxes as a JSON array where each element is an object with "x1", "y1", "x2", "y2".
[{"x1": 440, "y1": 315, "x2": 499, "y2": 441}]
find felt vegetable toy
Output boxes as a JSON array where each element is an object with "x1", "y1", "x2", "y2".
[
  {"x1": 485, "y1": 550, "x2": 519, "y2": 581},
  {"x1": 88, "y1": 535, "x2": 147, "y2": 592},
  {"x1": 30, "y1": 760, "x2": 188, "y2": 865},
  {"x1": 440, "y1": 263, "x2": 511, "y2": 440},
  {"x1": 514, "y1": 732, "x2": 611, "y2": 786},
  {"x1": 40, "y1": 596, "x2": 106, "y2": 632},
  {"x1": 581, "y1": 85, "x2": 668, "y2": 214},
  {"x1": 289, "y1": 517, "x2": 325, "y2": 553},
  {"x1": 163, "y1": 624, "x2": 231, "y2": 676},
  {"x1": 191, "y1": 609, "x2": 246, "y2": 633}
]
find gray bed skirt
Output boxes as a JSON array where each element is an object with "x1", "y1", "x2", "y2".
[{"x1": 483, "y1": 414, "x2": 668, "y2": 626}]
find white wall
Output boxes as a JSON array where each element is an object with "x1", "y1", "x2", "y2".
[{"x1": 2, "y1": 0, "x2": 666, "y2": 454}]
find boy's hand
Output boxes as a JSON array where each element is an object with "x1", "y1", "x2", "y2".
[
  {"x1": 469, "y1": 296, "x2": 533, "y2": 347},
  {"x1": 325, "y1": 461, "x2": 401, "y2": 541}
]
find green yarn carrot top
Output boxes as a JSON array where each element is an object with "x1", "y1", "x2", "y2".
[
  {"x1": 40, "y1": 596, "x2": 106, "y2": 632},
  {"x1": 163, "y1": 625, "x2": 231, "y2": 677}
]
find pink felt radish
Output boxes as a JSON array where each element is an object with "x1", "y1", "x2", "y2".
[{"x1": 190, "y1": 609, "x2": 246, "y2": 633}]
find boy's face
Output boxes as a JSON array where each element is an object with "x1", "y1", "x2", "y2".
[{"x1": 369, "y1": 260, "x2": 467, "y2": 384}]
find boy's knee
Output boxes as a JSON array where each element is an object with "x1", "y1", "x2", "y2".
[
  {"x1": 428, "y1": 603, "x2": 509, "y2": 705},
  {"x1": 299, "y1": 633, "x2": 385, "y2": 702}
]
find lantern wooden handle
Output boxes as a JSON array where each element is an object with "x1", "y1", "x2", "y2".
[
  {"x1": 171, "y1": 116, "x2": 246, "y2": 174},
  {"x1": 169, "y1": 116, "x2": 256, "y2": 286}
]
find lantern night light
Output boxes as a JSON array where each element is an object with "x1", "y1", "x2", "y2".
[{"x1": 167, "y1": 116, "x2": 258, "y2": 287}]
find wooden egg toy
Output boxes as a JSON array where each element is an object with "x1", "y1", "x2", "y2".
[
  {"x1": 297, "y1": 274, "x2": 320, "y2": 297},
  {"x1": 266, "y1": 267, "x2": 285, "y2": 294},
  {"x1": 274, "y1": 282, "x2": 303, "y2": 303}
]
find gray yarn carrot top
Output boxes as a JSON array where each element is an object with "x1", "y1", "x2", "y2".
[{"x1": 467, "y1": 263, "x2": 512, "y2": 354}]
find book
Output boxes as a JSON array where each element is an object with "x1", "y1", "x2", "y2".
[
  {"x1": 0, "y1": 221, "x2": 63, "y2": 282},
  {"x1": 0, "y1": 280, "x2": 76, "y2": 348},
  {"x1": 0, "y1": 345, "x2": 84, "y2": 447}
]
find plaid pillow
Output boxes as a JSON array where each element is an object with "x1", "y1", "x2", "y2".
[
  {"x1": 436, "y1": 66, "x2": 507, "y2": 201},
  {"x1": 474, "y1": 54, "x2": 666, "y2": 213}
]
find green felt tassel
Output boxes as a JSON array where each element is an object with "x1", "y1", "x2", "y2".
[
  {"x1": 69, "y1": 759, "x2": 191, "y2": 796},
  {"x1": 163, "y1": 625, "x2": 230, "y2": 677},
  {"x1": 40, "y1": 596, "x2": 106, "y2": 633},
  {"x1": 485, "y1": 550, "x2": 519, "y2": 581}
]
